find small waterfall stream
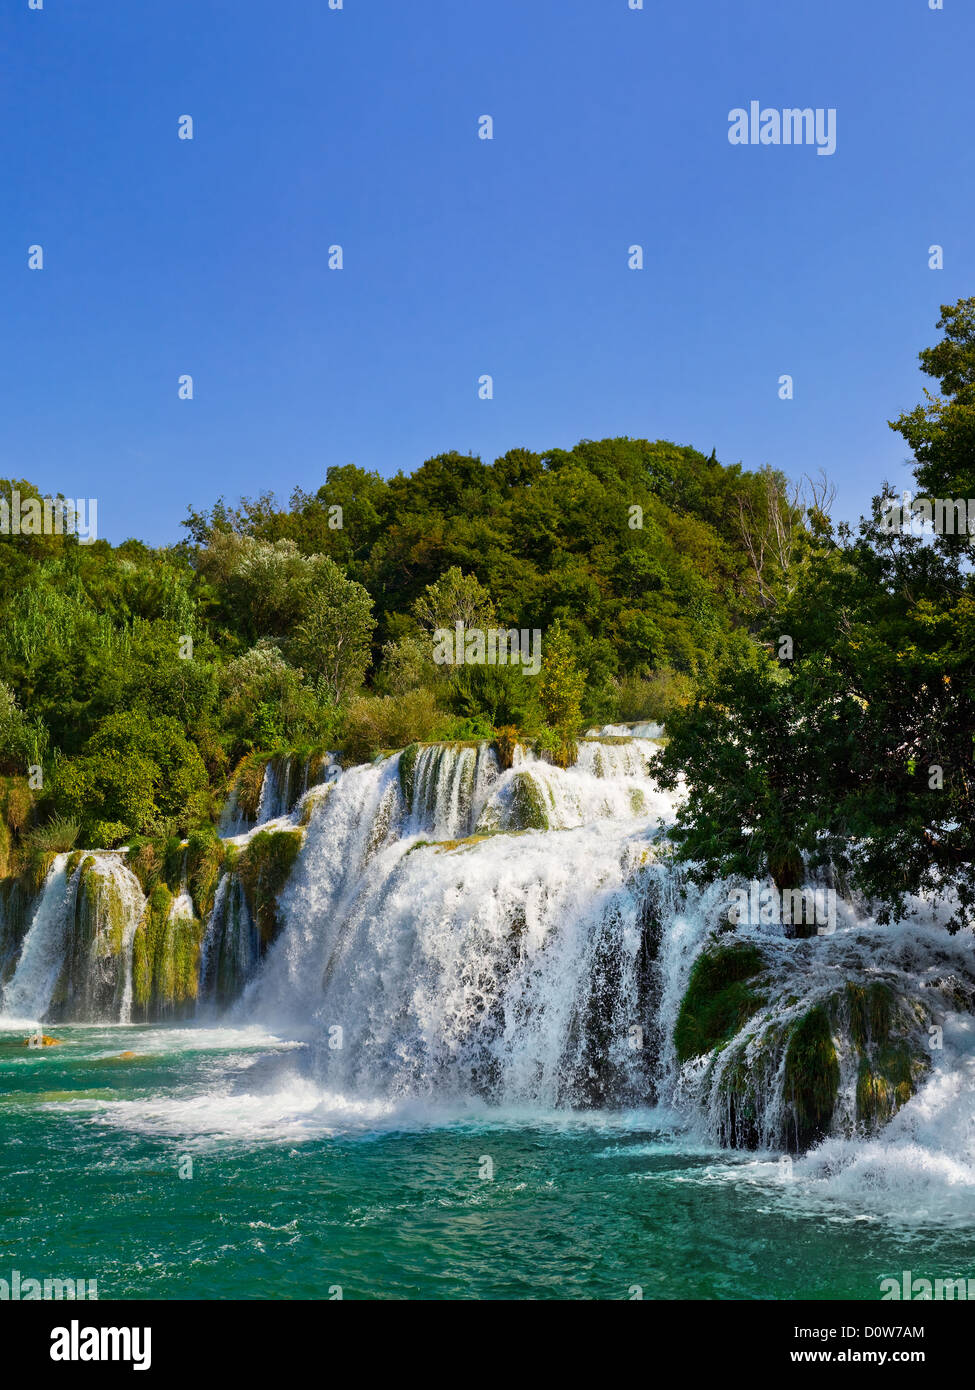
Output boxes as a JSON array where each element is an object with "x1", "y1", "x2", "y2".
[{"x1": 0, "y1": 854, "x2": 74, "y2": 1022}]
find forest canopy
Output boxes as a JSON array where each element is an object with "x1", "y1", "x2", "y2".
[{"x1": 0, "y1": 436, "x2": 791, "y2": 848}]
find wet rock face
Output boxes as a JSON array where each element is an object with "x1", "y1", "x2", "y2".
[
  {"x1": 672, "y1": 931, "x2": 948, "y2": 1155},
  {"x1": 47, "y1": 855, "x2": 146, "y2": 1025}
]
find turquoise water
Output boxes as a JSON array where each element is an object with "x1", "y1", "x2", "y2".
[{"x1": 3, "y1": 1022, "x2": 974, "y2": 1301}]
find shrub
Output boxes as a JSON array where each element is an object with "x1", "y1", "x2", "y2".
[
  {"x1": 55, "y1": 712, "x2": 210, "y2": 840},
  {"x1": 0, "y1": 681, "x2": 48, "y2": 774},
  {"x1": 26, "y1": 816, "x2": 80, "y2": 854},
  {"x1": 340, "y1": 689, "x2": 440, "y2": 763},
  {"x1": 617, "y1": 669, "x2": 694, "y2": 723}
]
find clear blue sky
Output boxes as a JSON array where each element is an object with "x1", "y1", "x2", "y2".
[{"x1": 3, "y1": 0, "x2": 972, "y2": 545}]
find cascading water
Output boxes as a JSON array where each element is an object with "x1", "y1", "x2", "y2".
[
  {"x1": 2, "y1": 733, "x2": 973, "y2": 1219},
  {"x1": 246, "y1": 738, "x2": 678, "y2": 1106},
  {"x1": 199, "y1": 873, "x2": 260, "y2": 1011},
  {"x1": 402, "y1": 742, "x2": 500, "y2": 839},
  {"x1": 220, "y1": 752, "x2": 340, "y2": 834},
  {"x1": 0, "y1": 851, "x2": 147, "y2": 1025},
  {"x1": 0, "y1": 854, "x2": 74, "y2": 1023}
]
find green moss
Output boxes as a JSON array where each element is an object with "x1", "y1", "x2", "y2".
[
  {"x1": 783, "y1": 1005, "x2": 840, "y2": 1151},
  {"x1": 492, "y1": 727, "x2": 519, "y2": 772},
  {"x1": 434, "y1": 834, "x2": 496, "y2": 853},
  {"x1": 230, "y1": 754, "x2": 269, "y2": 821},
  {"x1": 840, "y1": 981, "x2": 928, "y2": 1130},
  {"x1": 237, "y1": 829, "x2": 303, "y2": 946},
  {"x1": 71, "y1": 859, "x2": 131, "y2": 966},
  {"x1": 24, "y1": 848, "x2": 56, "y2": 897},
  {"x1": 398, "y1": 743, "x2": 421, "y2": 810},
  {"x1": 132, "y1": 884, "x2": 204, "y2": 1016},
  {"x1": 298, "y1": 785, "x2": 332, "y2": 826},
  {"x1": 133, "y1": 885, "x2": 172, "y2": 1011},
  {"x1": 674, "y1": 944, "x2": 766, "y2": 1062},
  {"x1": 716, "y1": 1041, "x2": 760, "y2": 1146},
  {"x1": 845, "y1": 981, "x2": 894, "y2": 1051},
  {"x1": 185, "y1": 827, "x2": 227, "y2": 922},
  {"x1": 125, "y1": 838, "x2": 166, "y2": 894},
  {"x1": 0, "y1": 869, "x2": 47, "y2": 984},
  {"x1": 507, "y1": 771, "x2": 549, "y2": 831}
]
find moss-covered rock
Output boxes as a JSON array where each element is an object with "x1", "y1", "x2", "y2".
[
  {"x1": 46, "y1": 856, "x2": 145, "y2": 1021},
  {"x1": 132, "y1": 884, "x2": 204, "y2": 1019},
  {"x1": 783, "y1": 1005, "x2": 840, "y2": 1152},
  {"x1": 298, "y1": 784, "x2": 333, "y2": 827},
  {"x1": 505, "y1": 771, "x2": 549, "y2": 831},
  {"x1": 133, "y1": 884, "x2": 172, "y2": 1012},
  {"x1": 398, "y1": 742, "x2": 421, "y2": 811},
  {"x1": 0, "y1": 869, "x2": 45, "y2": 984},
  {"x1": 225, "y1": 754, "x2": 269, "y2": 823},
  {"x1": 24, "y1": 848, "x2": 56, "y2": 898},
  {"x1": 840, "y1": 981, "x2": 929, "y2": 1130},
  {"x1": 492, "y1": 727, "x2": 520, "y2": 772},
  {"x1": 185, "y1": 827, "x2": 227, "y2": 922},
  {"x1": 236, "y1": 829, "x2": 303, "y2": 947},
  {"x1": 715, "y1": 1031, "x2": 775, "y2": 1149},
  {"x1": 674, "y1": 943, "x2": 766, "y2": 1062}
]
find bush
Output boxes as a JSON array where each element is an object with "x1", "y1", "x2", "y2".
[
  {"x1": 26, "y1": 815, "x2": 80, "y2": 853},
  {"x1": 126, "y1": 839, "x2": 164, "y2": 892},
  {"x1": 340, "y1": 689, "x2": 440, "y2": 763},
  {"x1": 218, "y1": 642, "x2": 336, "y2": 756},
  {"x1": 0, "y1": 681, "x2": 47, "y2": 774},
  {"x1": 617, "y1": 669, "x2": 694, "y2": 723},
  {"x1": 55, "y1": 712, "x2": 210, "y2": 841}
]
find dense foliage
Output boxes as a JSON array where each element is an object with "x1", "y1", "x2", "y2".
[{"x1": 1, "y1": 438, "x2": 781, "y2": 847}]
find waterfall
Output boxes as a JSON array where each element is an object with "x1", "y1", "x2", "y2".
[
  {"x1": 243, "y1": 738, "x2": 678, "y2": 1107},
  {"x1": 402, "y1": 742, "x2": 499, "y2": 839},
  {"x1": 4, "y1": 731, "x2": 973, "y2": 1192},
  {"x1": 0, "y1": 852, "x2": 146, "y2": 1026},
  {"x1": 255, "y1": 756, "x2": 292, "y2": 824},
  {"x1": 221, "y1": 752, "x2": 340, "y2": 835},
  {"x1": 199, "y1": 873, "x2": 260, "y2": 1011},
  {"x1": 0, "y1": 855, "x2": 74, "y2": 1022},
  {"x1": 260, "y1": 822, "x2": 667, "y2": 1105}
]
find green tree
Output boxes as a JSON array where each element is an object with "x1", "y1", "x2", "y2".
[
  {"x1": 56, "y1": 712, "x2": 211, "y2": 841},
  {"x1": 288, "y1": 558, "x2": 376, "y2": 704},
  {"x1": 537, "y1": 621, "x2": 586, "y2": 753}
]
